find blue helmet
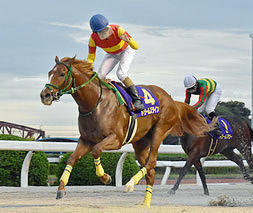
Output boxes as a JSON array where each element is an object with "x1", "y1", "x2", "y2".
[{"x1": 89, "y1": 14, "x2": 109, "y2": 32}]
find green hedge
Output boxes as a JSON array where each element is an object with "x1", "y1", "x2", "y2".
[
  {"x1": 57, "y1": 152, "x2": 139, "y2": 186},
  {"x1": 49, "y1": 163, "x2": 58, "y2": 176},
  {"x1": 28, "y1": 152, "x2": 49, "y2": 186},
  {"x1": 0, "y1": 134, "x2": 49, "y2": 186},
  {"x1": 0, "y1": 134, "x2": 34, "y2": 141}
]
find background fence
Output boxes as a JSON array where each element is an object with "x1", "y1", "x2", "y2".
[{"x1": 0, "y1": 140, "x2": 250, "y2": 187}]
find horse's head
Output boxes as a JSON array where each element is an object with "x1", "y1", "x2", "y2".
[{"x1": 40, "y1": 56, "x2": 76, "y2": 105}]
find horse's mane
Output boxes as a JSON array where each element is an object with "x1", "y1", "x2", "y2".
[{"x1": 61, "y1": 57, "x2": 94, "y2": 75}]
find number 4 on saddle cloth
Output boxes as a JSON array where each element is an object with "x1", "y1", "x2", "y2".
[
  {"x1": 202, "y1": 114, "x2": 233, "y2": 140},
  {"x1": 111, "y1": 81, "x2": 160, "y2": 117},
  {"x1": 110, "y1": 81, "x2": 161, "y2": 145}
]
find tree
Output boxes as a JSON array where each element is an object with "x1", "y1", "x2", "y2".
[{"x1": 216, "y1": 101, "x2": 251, "y2": 125}]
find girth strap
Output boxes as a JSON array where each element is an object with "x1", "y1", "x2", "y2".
[
  {"x1": 122, "y1": 114, "x2": 138, "y2": 145},
  {"x1": 206, "y1": 137, "x2": 218, "y2": 157}
]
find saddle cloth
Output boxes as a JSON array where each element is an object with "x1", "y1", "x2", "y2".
[
  {"x1": 202, "y1": 115, "x2": 233, "y2": 140},
  {"x1": 111, "y1": 81, "x2": 160, "y2": 117}
]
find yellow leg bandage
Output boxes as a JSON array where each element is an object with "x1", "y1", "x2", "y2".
[
  {"x1": 143, "y1": 185, "x2": 153, "y2": 207},
  {"x1": 94, "y1": 158, "x2": 104, "y2": 177},
  {"x1": 132, "y1": 167, "x2": 147, "y2": 185},
  {"x1": 60, "y1": 164, "x2": 72, "y2": 186}
]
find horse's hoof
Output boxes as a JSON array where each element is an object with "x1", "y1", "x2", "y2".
[
  {"x1": 169, "y1": 189, "x2": 176, "y2": 195},
  {"x1": 142, "y1": 202, "x2": 151, "y2": 208},
  {"x1": 204, "y1": 191, "x2": 209, "y2": 196},
  {"x1": 56, "y1": 190, "x2": 66, "y2": 199},
  {"x1": 100, "y1": 173, "x2": 112, "y2": 185},
  {"x1": 106, "y1": 175, "x2": 112, "y2": 184},
  {"x1": 124, "y1": 178, "x2": 135, "y2": 193}
]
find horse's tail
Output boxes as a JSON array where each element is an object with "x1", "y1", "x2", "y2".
[
  {"x1": 239, "y1": 120, "x2": 253, "y2": 170},
  {"x1": 246, "y1": 122, "x2": 253, "y2": 140},
  {"x1": 174, "y1": 101, "x2": 212, "y2": 137}
]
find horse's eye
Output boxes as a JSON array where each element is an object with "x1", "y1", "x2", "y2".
[{"x1": 60, "y1": 73, "x2": 65, "y2": 77}]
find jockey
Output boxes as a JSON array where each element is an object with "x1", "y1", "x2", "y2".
[
  {"x1": 184, "y1": 75, "x2": 222, "y2": 121},
  {"x1": 87, "y1": 14, "x2": 144, "y2": 112}
]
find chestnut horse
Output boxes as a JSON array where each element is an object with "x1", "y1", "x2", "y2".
[
  {"x1": 169, "y1": 105, "x2": 253, "y2": 196},
  {"x1": 40, "y1": 56, "x2": 212, "y2": 207}
]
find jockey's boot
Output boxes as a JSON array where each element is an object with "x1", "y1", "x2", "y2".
[
  {"x1": 208, "y1": 111, "x2": 217, "y2": 121},
  {"x1": 127, "y1": 85, "x2": 145, "y2": 112}
]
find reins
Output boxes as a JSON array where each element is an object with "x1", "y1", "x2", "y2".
[
  {"x1": 45, "y1": 61, "x2": 124, "y2": 116},
  {"x1": 79, "y1": 77, "x2": 103, "y2": 117}
]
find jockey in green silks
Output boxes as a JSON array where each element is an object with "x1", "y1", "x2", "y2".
[{"x1": 184, "y1": 75, "x2": 222, "y2": 121}]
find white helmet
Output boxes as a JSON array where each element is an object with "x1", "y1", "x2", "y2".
[{"x1": 184, "y1": 75, "x2": 197, "y2": 88}]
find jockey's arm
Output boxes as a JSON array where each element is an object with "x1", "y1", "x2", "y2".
[
  {"x1": 118, "y1": 27, "x2": 139, "y2": 50},
  {"x1": 193, "y1": 86, "x2": 207, "y2": 109},
  {"x1": 184, "y1": 89, "x2": 191, "y2": 104},
  {"x1": 87, "y1": 37, "x2": 96, "y2": 64}
]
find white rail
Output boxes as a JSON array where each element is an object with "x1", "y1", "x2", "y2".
[
  {"x1": 0, "y1": 140, "x2": 250, "y2": 187},
  {"x1": 157, "y1": 159, "x2": 248, "y2": 185}
]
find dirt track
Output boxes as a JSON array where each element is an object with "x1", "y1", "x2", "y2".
[{"x1": 0, "y1": 183, "x2": 252, "y2": 213}]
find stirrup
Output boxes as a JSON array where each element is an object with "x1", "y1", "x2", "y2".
[{"x1": 133, "y1": 100, "x2": 144, "y2": 112}]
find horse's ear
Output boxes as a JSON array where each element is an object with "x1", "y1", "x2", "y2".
[
  {"x1": 69, "y1": 55, "x2": 76, "y2": 64},
  {"x1": 55, "y1": 56, "x2": 60, "y2": 64},
  {"x1": 48, "y1": 69, "x2": 54, "y2": 79},
  {"x1": 63, "y1": 55, "x2": 76, "y2": 65}
]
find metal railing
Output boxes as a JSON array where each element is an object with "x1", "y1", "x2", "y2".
[{"x1": 0, "y1": 140, "x2": 250, "y2": 187}]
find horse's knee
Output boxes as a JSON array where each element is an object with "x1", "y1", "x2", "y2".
[
  {"x1": 147, "y1": 168, "x2": 155, "y2": 176},
  {"x1": 145, "y1": 161, "x2": 157, "y2": 171},
  {"x1": 67, "y1": 153, "x2": 79, "y2": 165},
  {"x1": 145, "y1": 168, "x2": 155, "y2": 185},
  {"x1": 92, "y1": 146, "x2": 102, "y2": 159},
  {"x1": 136, "y1": 158, "x2": 146, "y2": 167}
]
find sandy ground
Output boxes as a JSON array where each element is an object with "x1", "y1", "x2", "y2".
[{"x1": 0, "y1": 183, "x2": 253, "y2": 213}]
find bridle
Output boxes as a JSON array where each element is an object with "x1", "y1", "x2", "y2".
[{"x1": 45, "y1": 61, "x2": 103, "y2": 116}]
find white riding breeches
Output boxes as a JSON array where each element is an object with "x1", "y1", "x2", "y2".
[
  {"x1": 197, "y1": 84, "x2": 222, "y2": 114},
  {"x1": 98, "y1": 46, "x2": 136, "y2": 81}
]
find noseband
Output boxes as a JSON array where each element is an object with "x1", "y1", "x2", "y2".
[
  {"x1": 45, "y1": 61, "x2": 102, "y2": 116},
  {"x1": 45, "y1": 62, "x2": 75, "y2": 100}
]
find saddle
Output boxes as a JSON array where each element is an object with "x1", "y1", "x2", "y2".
[
  {"x1": 104, "y1": 81, "x2": 161, "y2": 146},
  {"x1": 110, "y1": 81, "x2": 160, "y2": 117},
  {"x1": 202, "y1": 115, "x2": 233, "y2": 157},
  {"x1": 202, "y1": 115, "x2": 233, "y2": 140}
]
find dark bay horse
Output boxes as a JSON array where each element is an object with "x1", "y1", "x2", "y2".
[
  {"x1": 40, "y1": 56, "x2": 213, "y2": 207},
  {"x1": 170, "y1": 102, "x2": 253, "y2": 196}
]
